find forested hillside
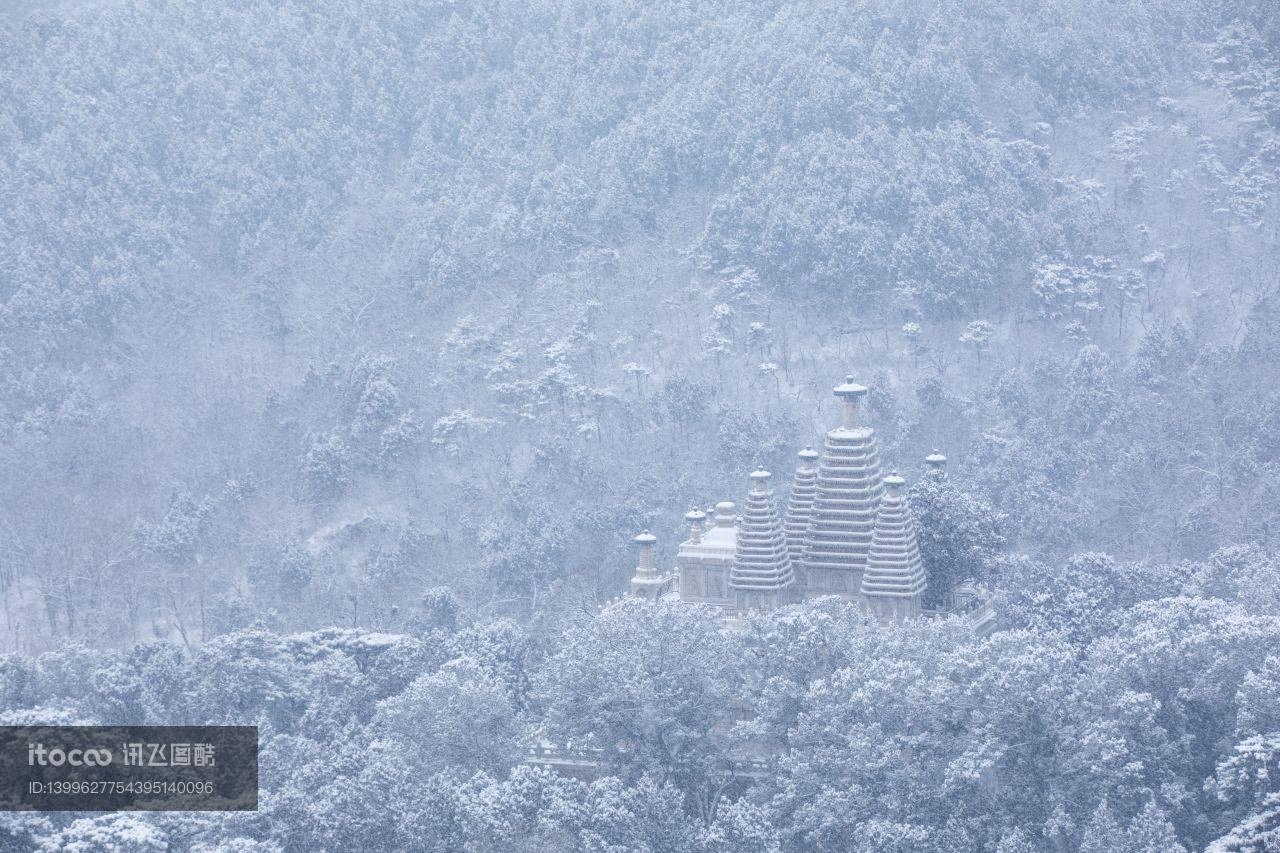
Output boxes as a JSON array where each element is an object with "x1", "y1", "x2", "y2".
[{"x1": 1, "y1": 0, "x2": 1278, "y2": 849}]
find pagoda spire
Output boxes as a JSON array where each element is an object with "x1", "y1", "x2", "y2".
[
  {"x1": 684, "y1": 508, "x2": 707, "y2": 544},
  {"x1": 803, "y1": 375, "x2": 884, "y2": 596},
  {"x1": 629, "y1": 530, "x2": 664, "y2": 601},
  {"x1": 924, "y1": 449, "x2": 947, "y2": 475},
  {"x1": 860, "y1": 473, "x2": 927, "y2": 623},
  {"x1": 784, "y1": 446, "x2": 820, "y2": 563},
  {"x1": 730, "y1": 468, "x2": 795, "y2": 610}
]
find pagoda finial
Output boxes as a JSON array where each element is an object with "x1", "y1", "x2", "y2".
[
  {"x1": 925, "y1": 449, "x2": 947, "y2": 473},
  {"x1": 685, "y1": 507, "x2": 707, "y2": 543},
  {"x1": 833, "y1": 374, "x2": 868, "y2": 430},
  {"x1": 634, "y1": 530, "x2": 657, "y2": 576},
  {"x1": 749, "y1": 467, "x2": 771, "y2": 493}
]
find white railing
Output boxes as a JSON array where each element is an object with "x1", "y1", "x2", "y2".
[{"x1": 923, "y1": 588, "x2": 997, "y2": 635}]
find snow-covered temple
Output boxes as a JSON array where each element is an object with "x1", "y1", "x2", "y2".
[{"x1": 628, "y1": 374, "x2": 995, "y2": 632}]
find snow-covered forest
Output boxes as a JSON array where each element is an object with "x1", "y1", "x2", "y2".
[{"x1": 1, "y1": 0, "x2": 1278, "y2": 849}]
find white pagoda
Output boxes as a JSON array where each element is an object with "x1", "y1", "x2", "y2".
[
  {"x1": 783, "y1": 447, "x2": 819, "y2": 569},
  {"x1": 729, "y1": 469, "x2": 795, "y2": 611},
  {"x1": 803, "y1": 376, "x2": 884, "y2": 597},
  {"x1": 670, "y1": 502, "x2": 737, "y2": 609},
  {"x1": 628, "y1": 531, "x2": 664, "y2": 601},
  {"x1": 859, "y1": 473, "x2": 928, "y2": 623}
]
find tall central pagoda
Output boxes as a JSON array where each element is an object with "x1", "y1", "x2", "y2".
[{"x1": 802, "y1": 376, "x2": 884, "y2": 596}]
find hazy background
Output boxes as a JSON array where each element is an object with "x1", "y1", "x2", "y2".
[{"x1": 2, "y1": 0, "x2": 1275, "y2": 653}]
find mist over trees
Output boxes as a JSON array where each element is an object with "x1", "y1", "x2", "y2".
[{"x1": 0, "y1": 0, "x2": 1278, "y2": 849}]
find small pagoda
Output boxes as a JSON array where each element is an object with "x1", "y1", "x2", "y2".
[
  {"x1": 859, "y1": 473, "x2": 928, "y2": 623},
  {"x1": 671, "y1": 502, "x2": 738, "y2": 608},
  {"x1": 783, "y1": 447, "x2": 819, "y2": 570},
  {"x1": 628, "y1": 531, "x2": 664, "y2": 601},
  {"x1": 729, "y1": 469, "x2": 795, "y2": 611}
]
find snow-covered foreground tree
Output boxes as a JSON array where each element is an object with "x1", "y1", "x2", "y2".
[{"x1": 0, "y1": 556, "x2": 1278, "y2": 850}]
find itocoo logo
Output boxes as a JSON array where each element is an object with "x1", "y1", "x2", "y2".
[{"x1": 28, "y1": 743, "x2": 113, "y2": 767}]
